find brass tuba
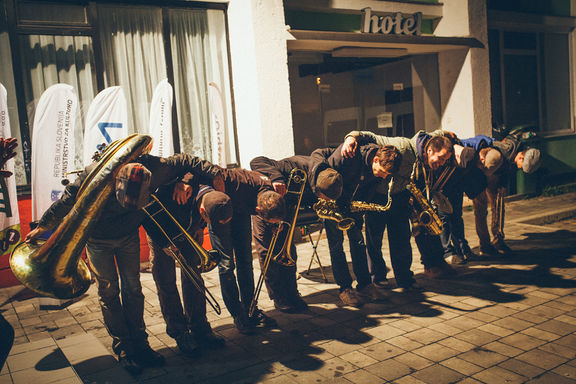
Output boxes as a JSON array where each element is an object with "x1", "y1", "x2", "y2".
[
  {"x1": 407, "y1": 182, "x2": 443, "y2": 236},
  {"x1": 249, "y1": 168, "x2": 306, "y2": 317},
  {"x1": 10, "y1": 134, "x2": 153, "y2": 299}
]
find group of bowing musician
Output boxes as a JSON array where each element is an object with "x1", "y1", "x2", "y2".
[{"x1": 22, "y1": 126, "x2": 541, "y2": 375}]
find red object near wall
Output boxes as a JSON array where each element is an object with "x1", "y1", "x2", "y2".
[{"x1": 0, "y1": 194, "x2": 212, "y2": 289}]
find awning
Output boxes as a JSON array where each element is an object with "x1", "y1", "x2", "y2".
[{"x1": 288, "y1": 30, "x2": 484, "y2": 58}]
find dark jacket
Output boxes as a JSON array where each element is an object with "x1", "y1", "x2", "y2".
[
  {"x1": 249, "y1": 154, "x2": 330, "y2": 207},
  {"x1": 38, "y1": 154, "x2": 220, "y2": 240},
  {"x1": 219, "y1": 168, "x2": 273, "y2": 215}
]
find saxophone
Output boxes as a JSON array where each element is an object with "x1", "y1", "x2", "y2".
[{"x1": 407, "y1": 182, "x2": 443, "y2": 236}]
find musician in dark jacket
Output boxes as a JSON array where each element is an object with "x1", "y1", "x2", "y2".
[
  {"x1": 249, "y1": 154, "x2": 343, "y2": 313},
  {"x1": 315, "y1": 143, "x2": 402, "y2": 307},
  {"x1": 144, "y1": 179, "x2": 230, "y2": 356},
  {"x1": 26, "y1": 153, "x2": 221, "y2": 374},
  {"x1": 205, "y1": 167, "x2": 286, "y2": 334}
]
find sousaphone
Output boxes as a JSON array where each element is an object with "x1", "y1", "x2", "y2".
[{"x1": 10, "y1": 134, "x2": 153, "y2": 299}]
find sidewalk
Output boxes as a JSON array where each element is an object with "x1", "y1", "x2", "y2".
[{"x1": 1, "y1": 192, "x2": 576, "y2": 384}]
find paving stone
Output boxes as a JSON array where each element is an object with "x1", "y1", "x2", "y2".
[
  {"x1": 386, "y1": 335, "x2": 424, "y2": 351},
  {"x1": 535, "y1": 319, "x2": 576, "y2": 336},
  {"x1": 538, "y1": 342, "x2": 576, "y2": 360},
  {"x1": 453, "y1": 328, "x2": 500, "y2": 346},
  {"x1": 344, "y1": 368, "x2": 385, "y2": 384},
  {"x1": 499, "y1": 333, "x2": 547, "y2": 351},
  {"x1": 411, "y1": 364, "x2": 464, "y2": 384},
  {"x1": 552, "y1": 364, "x2": 576, "y2": 381},
  {"x1": 412, "y1": 344, "x2": 460, "y2": 363},
  {"x1": 472, "y1": 366, "x2": 528, "y2": 384},
  {"x1": 359, "y1": 341, "x2": 404, "y2": 361},
  {"x1": 338, "y1": 351, "x2": 378, "y2": 368},
  {"x1": 362, "y1": 323, "x2": 405, "y2": 340},
  {"x1": 520, "y1": 326, "x2": 563, "y2": 342},
  {"x1": 392, "y1": 352, "x2": 434, "y2": 371},
  {"x1": 439, "y1": 357, "x2": 483, "y2": 376},
  {"x1": 458, "y1": 347, "x2": 508, "y2": 368},
  {"x1": 515, "y1": 349, "x2": 570, "y2": 370},
  {"x1": 492, "y1": 316, "x2": 533, "y2": 332},
  {"x1": 437, "y1": 337, "x2": 476, "y2": 353},
  {"x1": 364, "y1": 358, "x2": 413, "y2": 381},
  {"x1": 393, "y1": 376, "x2": 427, "y2": 384},
  {"x1": 524, "y1": 371, "x2": 576, "y2": 384},
  {"x1": 499, "y1": 358, "x2": 546, "y2": 379}
]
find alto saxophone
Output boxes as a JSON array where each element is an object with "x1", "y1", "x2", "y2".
[{"x1": 407, "y1": 182, "x2": 443, "y2": 236}]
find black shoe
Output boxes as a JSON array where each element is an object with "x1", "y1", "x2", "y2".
[
  {"x1": 493, "y1": 240, "x2": 513, "y2": 255},
  {"x1": 249, "y1": 309, "x2": 277, "y2": 329},
  {"x1": 400, "y1": 282, "x2": 423, "y2": 292},
  {"x1": 463, "y1": 249, "x2": 479, "y2": 260},
  {"x1": 194, "y1": 331, "x2": 226, "y2": 350},
  {"x1": 118, "y1": 350, "x2": 143, "y2": 375},
  {"x1": 479, "y1": 244, "x2": 500, "y2": 257},
  {"x1": 373, "y1": 279, "x2": 392, "y2": 289},
  {"x1": 234, "y1": 316, "x2": 256, "y2": 335},
  {"x1": 134, "y1": 344, "x2": 165, "y2": 367},
  {"x1": 450, "y1": 254, "x2": 467, "y2": 265},
  {"x1": 176, "y1": 331, "x2": 201, "y2": 356},
  {"x1": 274, "y1": 296, "x2": 308, "y2": 313}
]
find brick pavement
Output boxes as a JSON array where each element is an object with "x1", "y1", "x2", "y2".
[{"x1": 1, "y1": 192, "x2": 575, "y2": 384}]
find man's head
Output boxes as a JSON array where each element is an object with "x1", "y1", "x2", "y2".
[
  {"x1": 256, "y1": 190, "x2": 286, "y2": 223},
  {"x1": 425, "y1": 136, "x2": 454, "y2": 170},
  {"x1": 199, "y1": 190, "x2": 233, "y2": 225},
  {"x1": 516, "y1": 148, "x2": 542, "y2": 173},
  {"x1": 372, "y1": 145, "x2": 402, "y2": 179},
  {"x1": 478, "y1": 148, "x2": 503, "y2": 176},
  {"x1": 115, "y1": 163, "x2": 152, "y2": 210},
  {"x1": 315, "y1": 168, "x2": 343, "y2": 200}
]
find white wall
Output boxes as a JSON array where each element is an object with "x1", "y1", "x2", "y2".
[
  {"x1": 227, "y1": 0, "x2": 295, "y2": 167},
  {"x1": 435, "y1": 0, "x2": 491, "y2": 138}
]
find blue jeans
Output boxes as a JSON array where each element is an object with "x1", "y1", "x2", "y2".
[
  {"x1": 86, "y1": 232, "x2": 147, "y2": 354},
  {"x1": 365, "y1": 191, "x2": 415, "y2": 287},
  {"x1": 439, "y1": 189, "x2": 471, "y2": 258},
  {"x1": 209, "y1": 210, "x2": 254, "y2": 318},
  {"x1": 324, "y1": 212, "x2": 371, "y2": 291}
]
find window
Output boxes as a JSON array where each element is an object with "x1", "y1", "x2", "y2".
[
  {"x1": 489, "y1": 29, "x2": 573, "y2": 135},
  {"x1": 4, "y1": 0, "x2": 236, "y2": 186}
]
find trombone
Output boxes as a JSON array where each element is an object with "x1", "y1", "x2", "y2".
[
  {"x1": 249, "y1": 168, "x2": 307, "y2": 317},
  {"x1": 143, "y1": 194, "x2": 222, "y2": 315}
]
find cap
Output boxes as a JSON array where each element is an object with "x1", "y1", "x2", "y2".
[
  {"x1": 203, "y1": 190, "x2": 233, "y2": 224},
  {"x1": 315, "y1": 168, "x2": 343, "y2": 200},
  {"x1": 523, "y1": 148, "x2": 542, "y2": 174},
  {"x1": 115, "y1": 163, "x2": 152, "y2": 210},
  {"x1": 459, "y1": 147, "x2": 475, "y2": 168},
  {"x1": 483, "y1": 148, "x2": 503, "y2": 176}
]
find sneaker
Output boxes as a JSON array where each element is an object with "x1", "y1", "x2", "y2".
[
  {"x1": 492, "y1": 240, "x2": 513, "y2": 255},
  {"x1": 358, "y1": 284, "x2": 387, "y2": 302},
  {"x1": 450, "y1": 254, "x2": 467, "y2": 265},
  {"x1": 234, "y1": 316, "x2": 256, "y2": 335},
  {"x1": 479, "y1": 244, "x2": 500, "y2": 257},
  {"x1": 134, "y1": 344, "x2": 165, "y2": 367},
  {"x1": 424, "y1": 264, "x2": 456, "y2": 279},
  {"x1": 118, "y1": 349, "x2": 143, "y2": 375},
  {"x1": 399, "y1": 282, "x2": 423, "y2": 292},
  {"x1": 194, "y1": 331, "x2": 226, "y2": 350},
  {"x1": 373, "y1": 280, "x2": 392, "y2": 289},
  {"x1": 339, "y1": 287, "x2": 363, "y2": 307},
  {"x1": 249, "y1": 309, "x2": 277, "y2": 329},
  {"x1": 176, "y1": 331, "x2": 201, "y2": 356}
]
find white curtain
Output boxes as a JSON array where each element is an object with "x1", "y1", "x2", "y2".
[
  {"x1": 98, "y1": 6, "x2": 167, "y2": 135},
  {"x1": 18, "y1": 34, "x2": 94, "y2": 172},
  {"x1": 169, "y1": 9, "x2": 235, "y2": 163}
]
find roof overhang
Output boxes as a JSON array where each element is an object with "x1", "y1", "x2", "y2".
[{"x1": 287, "y1": 30, "x2": 484, "y2": 58}]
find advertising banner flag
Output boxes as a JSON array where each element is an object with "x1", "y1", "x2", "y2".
[
  {"x1": 0, "y1": 84, "x2": 21, "y2": 263},
  {"x1": 83, "y1": 86, "x2": 128, "y2": 165},
  {"x1": 149, "y1": 79, "x2": 174, "y2": 157},
  {"x1": 208, "y1": 82, "x2": 227, "y2": 167},
  {"x1": 30, "y1": 83, "x2": 77, "y2": 222}
]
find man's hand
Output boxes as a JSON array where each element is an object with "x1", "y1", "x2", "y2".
[
  {"x1": 0, "y1": 137, "x2": 17, "y2": 178},
  {"x1": 172, "y1": 182, "x2": 192, "y2": 205},
  {"x1": 341, "y1": 136, "x2": 357, "y2": 159},
  {"x1": 272, "y1": 182, "x2": 287, "y2": 197},
  {"x1": 25, "y1": 226, "x2": 47, "y2": 243}
]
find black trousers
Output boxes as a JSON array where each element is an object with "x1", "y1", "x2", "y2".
[
  {"x1": 252, "y1": 215, "x2": 300, "y2": 304},
  {"x1": 0, "y1": 312, "x2": 14, "y2": 370},
  {"x1": 364, "y1": 191, "x2": 415, "y2": 287}
]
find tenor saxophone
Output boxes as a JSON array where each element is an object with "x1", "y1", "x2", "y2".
[{"x1": 407, "y1": 182, "x2": 443, "y2": 236}]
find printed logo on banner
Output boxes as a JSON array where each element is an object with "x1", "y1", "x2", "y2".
[
  {"x1": 98, "y1": 122, "x2": 123, "y2": 143},
  {"x1": 51, "y1": 190, "x2": 63, "y2": 202},
  {"x1": 0, "y1": 227, "x2": 20, "y2": 254}
]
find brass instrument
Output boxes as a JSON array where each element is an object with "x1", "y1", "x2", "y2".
[
  {"x1": 313, "y1": 199, "x2": 355, "y2": 231},
  {"x1": 249, "y1": 168, "x2": 307, "y2": 317},
  {"x1": 10, "y1": 134, "x2": 153, "y2": 299},
  {"x1": 407, "y1": 182, "x2": 443, "y2": 236},
  {"x1": 496, "y1": 188, "x2": 505, "y2": 239},
  {"x1": 143, "y1": 194, "x2": 221, "y2": 314}
]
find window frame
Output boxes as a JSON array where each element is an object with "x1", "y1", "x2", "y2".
[
  {"x1": 488, "y1": 10, "x2": 576, "y2": 138},
  {"x1": 4, "y1": 0, "x2": 239, "y2": 188}
]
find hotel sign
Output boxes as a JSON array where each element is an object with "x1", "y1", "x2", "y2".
[{"x1": 361, "y1": 7, "x2": 422, "y2": 36}]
